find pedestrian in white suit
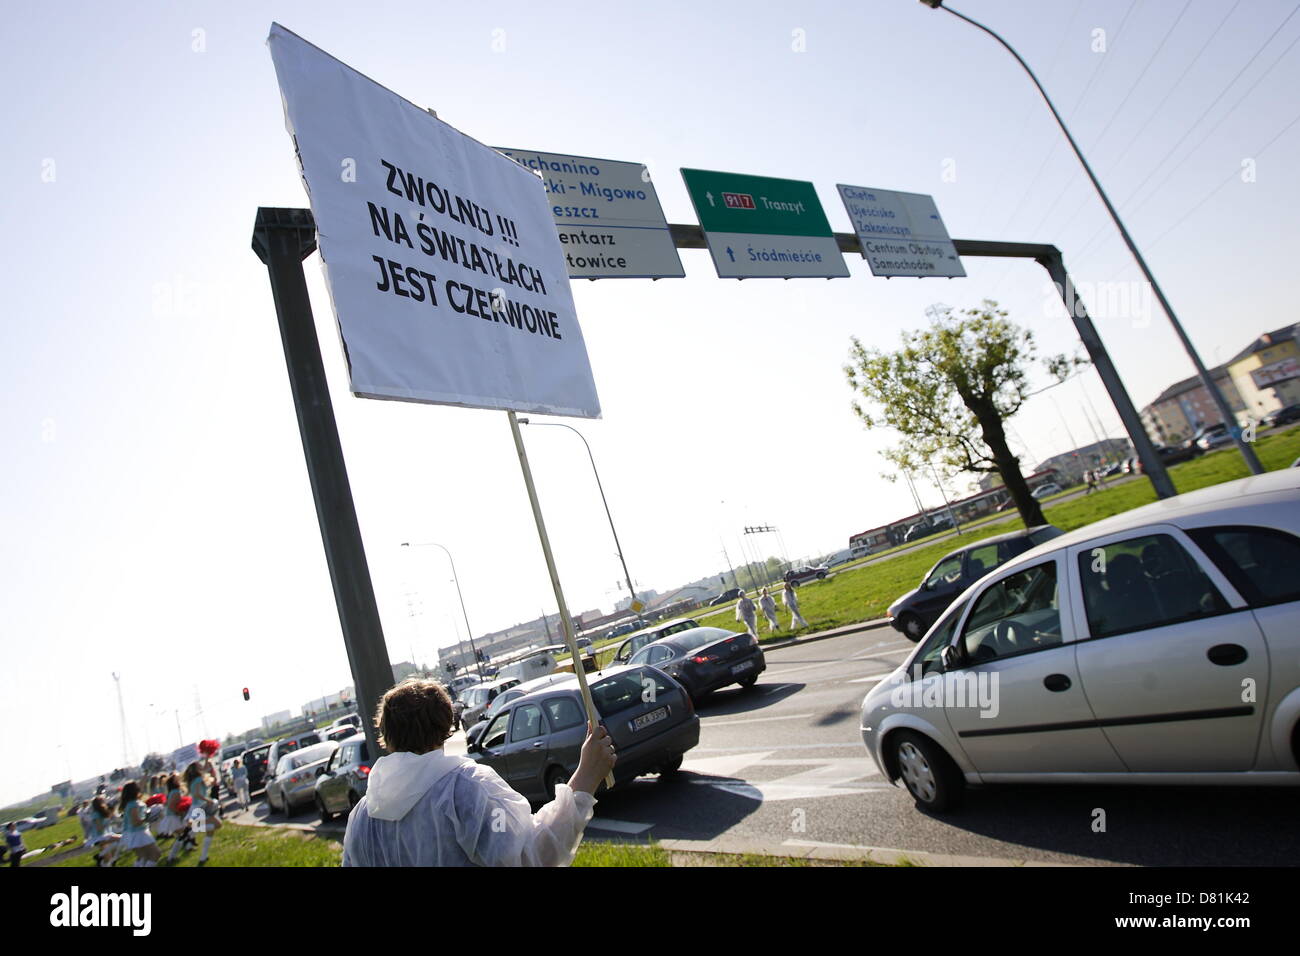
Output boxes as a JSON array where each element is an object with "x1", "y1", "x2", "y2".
[
  {"x1": 735, "y1": 592, "x2": 758, "y2": 637},
  {"x1": 759, "y1": 588, "x2": 780, "y2": 633},
  {"x1": 782, "y1": 582, "x2": 808, "y2": 629}
]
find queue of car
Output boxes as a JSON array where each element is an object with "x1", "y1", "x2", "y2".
[{"x1": 240, "y1": 466, "x2": 1300, "y2": 827}]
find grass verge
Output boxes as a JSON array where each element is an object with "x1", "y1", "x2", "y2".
[{"x1": 48, "y1": 822, "x2": 343, "y2": 868}]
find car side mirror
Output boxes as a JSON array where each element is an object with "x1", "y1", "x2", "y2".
[{"x1": 940, "y1": 645, "x2": 963, "y2": 670}]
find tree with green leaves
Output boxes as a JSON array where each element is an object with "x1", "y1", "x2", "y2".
[{"x1": 844, "y1": 300, "x2": 1082, "y2": 528}]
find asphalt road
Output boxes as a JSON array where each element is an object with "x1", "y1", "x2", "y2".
[{"x1": 235, "y1": 625, "x2": 1299, "y2": 865}]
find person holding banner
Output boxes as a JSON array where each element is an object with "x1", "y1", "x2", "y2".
[
  {"x1": 342, "y1": 678, "x2": 616, "y2": 867},
  {"x1": 735, "y1": 592, "x2": 758, "y2": 638}
]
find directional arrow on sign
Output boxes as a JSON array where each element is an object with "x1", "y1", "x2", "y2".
[
  {"x1": 726, "y1": 247, "x2": 735, "y2": 261},
  {"x1": 706, "y1": 191, "x2": 715, "y2": 206}
]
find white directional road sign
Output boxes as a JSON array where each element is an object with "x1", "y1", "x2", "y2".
[
  {"x1": 496, "y1": 148, "x2": 684, "y2": 279},
  {"x1": 837, "y1": 185, "x2": 965, "y2": 278}
]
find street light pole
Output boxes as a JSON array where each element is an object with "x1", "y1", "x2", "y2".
[
  {"x1": 517, "y1": 419, "x2": 645, "y2": 623},
  {"x1": 921, "y1": 0, "x2": 1263, "y2": 477},
  {"x1": 401, "y1": 541, "x2": 485, "y2": 679}
]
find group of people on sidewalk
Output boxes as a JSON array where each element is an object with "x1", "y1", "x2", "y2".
[{"x1": 734, "y1": 583, "x2": 808, "y2": 637}]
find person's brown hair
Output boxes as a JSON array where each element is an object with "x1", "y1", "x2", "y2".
[
  {"x1": 375, "y1": 678, "x2": 454, "y2": 754},
  {"x1": 118, "y1": 781, "x2": 140, "y2": 812}
]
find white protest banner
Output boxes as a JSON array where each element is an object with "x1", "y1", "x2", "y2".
[
  {"x1": 267, "y1": 23, "x2": 601, "y2": 418},
  {"x1": 170, "y1": 743, "x2": 199, "y2": 770}
]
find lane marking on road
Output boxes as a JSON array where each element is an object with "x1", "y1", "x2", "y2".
[
  {"x1": 847, "y1": 674, "x2": 889, "y2": 684},
  {"x1": 850, "y1": 649, "x2": 912, "y2": 664},
  {"x1": 683, "y1": 756, "x2": 891, "y2": 802},
  {"x1": 692, "y1": 743, "x2": 864, "y2": 752},
  {"x1": 682, "y1": 751, "x2": 774, "y2": 778},
  {"x1": 766, "y1": 656, "x2": 888, "y2": 678},
  {"x1": 703, "y1": 712, "x2": 813, "y2": 728},
  {"x1": 587, "y1": 818, "x2": 655, "y2": 834}
]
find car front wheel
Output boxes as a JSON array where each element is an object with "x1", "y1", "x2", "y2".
[
  {"x1": 898, "y1": 613, "x2": 924, "y2": 642},
  {"x1": 891, "y1": 731, "x2": 963, "y2": 813},
  {"x1": 316, "y1": 796, "x2": 334, "y2": 823},
  {"x1": 545, "y1": 765, "x2": 569, "y2": 803}
]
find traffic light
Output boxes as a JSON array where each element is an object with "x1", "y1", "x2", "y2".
[{"x1": 242, "y1": 687, "x2": 250, "y2": 701}]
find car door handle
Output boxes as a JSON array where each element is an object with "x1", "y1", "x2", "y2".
[
  {"x1": 531, "y1": 742, "x2": 544, "y2": 749},
  {"x1": 1043, "y1": 673, "x2": 1072, "y2": 692},
  {"x1": 1207, "y1": 644, "x2": 1248, "y2": 666}
]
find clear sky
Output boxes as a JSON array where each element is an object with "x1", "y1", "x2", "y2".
[{"x1": 4, "y1": 0, "x2": 1298, "y2": 804}]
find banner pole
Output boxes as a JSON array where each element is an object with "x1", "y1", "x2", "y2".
[{"x1": 507, "y1": 410, "x2": 615, "y2": 789}]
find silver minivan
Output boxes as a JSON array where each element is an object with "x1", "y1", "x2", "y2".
[
  {"x1": 457, "y1": 678, "x2": 522, "y2": 731},
  {"x1": 266, "y1": 741, "x2": 338, "y2": 816},
  {"x1": 861, "y1": 470, "x2": 1300, "y2": 812}
]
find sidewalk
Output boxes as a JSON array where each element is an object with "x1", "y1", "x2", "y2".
[
  {"x1": 656, "y1": 836, "x2": 1082, "y2": 867},
  {"x1": 757, "y1": 616, "x2": 894, "y2": 651}
]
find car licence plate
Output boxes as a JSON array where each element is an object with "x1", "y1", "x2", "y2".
[
  {"x1": 732, "y1": 660, "x2": 754, "y2": 675},
  {"x1": 632, "y1": 708, "x2": 668, "y2": 731}
]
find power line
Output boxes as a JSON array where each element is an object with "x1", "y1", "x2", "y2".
[
  {"x1": 1071, "y1": 2, "x2": 1300, "y2": 262},
  {"x1": 1088, "y1": 0, "x2": 1194, "y2": 152},
  {"x1": 970, "y1": 0, "x2": 1085, "y2": 229},
  {"x1": 1046, "y1": 0, "x2": 1243, "y2": 250},
  {"x1": 1110, "y1": 101, "x2": 1300, "y2": 262},
  {"x1": 1121, "y1": 23, "x2": 1300, "y2": 221},
  {"x1": 1021, "y1": 0, "x2": 1194, "y2": 244},
  {"x1": 1096, "y1": 0, "x2": 1244, "y2": 171},
  {"x1": 993, "y1": 0, "x2": 1138, "y2": 241}
]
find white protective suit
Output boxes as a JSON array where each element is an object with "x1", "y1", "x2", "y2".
[
  {"x1": 759, "y1": 593, "x2": 779, "y2": 632},
  {"x1": 342, "y1": 748, "x2": 595, "y2": 867},
  {"x1": 735, "y1": 596, "x2": 757, "y2": 637},
  {"x1": 782, "y1": 585, "x2": 808, "y2": 628}
]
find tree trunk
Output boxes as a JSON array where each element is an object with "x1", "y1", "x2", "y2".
[{"x1": 971, "y1": 400, "x2": 1046, "y2": 527}]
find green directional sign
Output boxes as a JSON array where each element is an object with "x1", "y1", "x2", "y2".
[{"x1": 681, "y1": 168, "x2": 848, "y2": 278}]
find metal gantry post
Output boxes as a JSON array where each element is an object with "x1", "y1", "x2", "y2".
[{"x1": 252, "y1": 206, "x2": 393, "y2": 764}]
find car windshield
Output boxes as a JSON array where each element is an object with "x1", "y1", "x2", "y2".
[{"x1": 292, "y1": 743, "x2": 336, "y2": 768}]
